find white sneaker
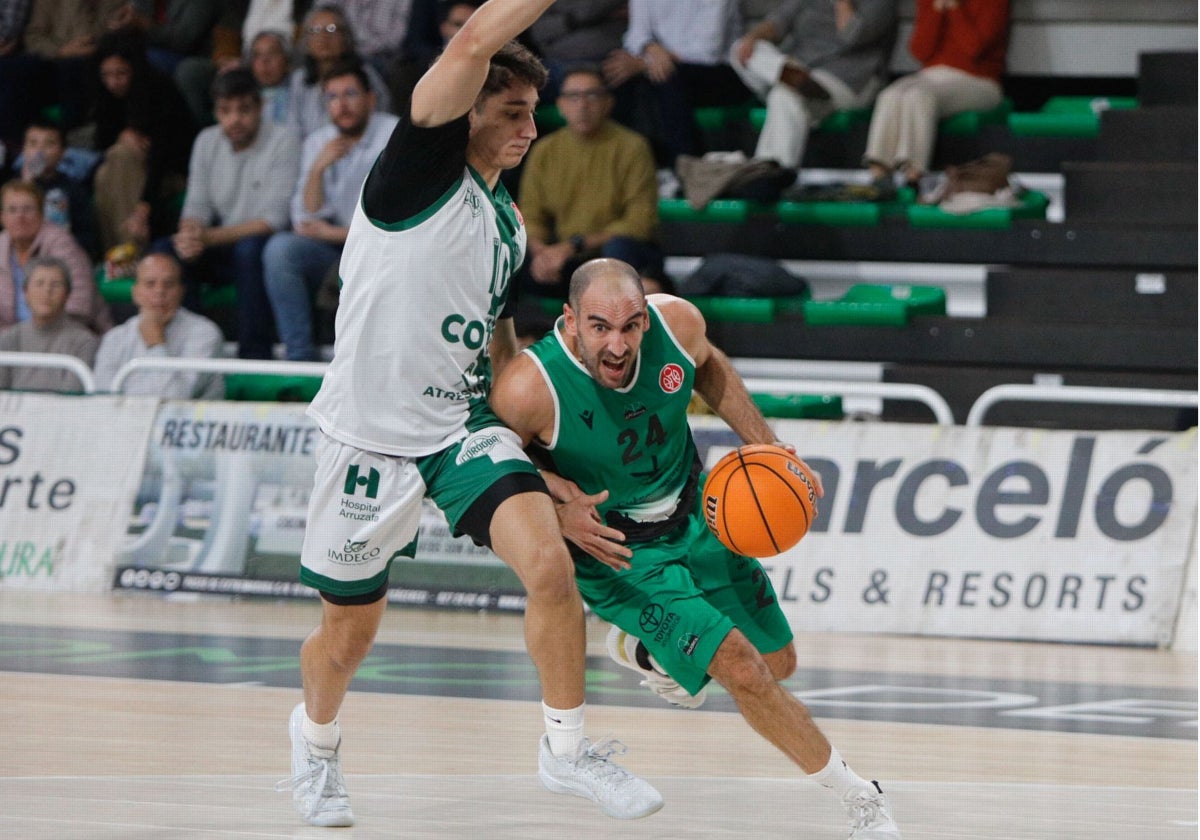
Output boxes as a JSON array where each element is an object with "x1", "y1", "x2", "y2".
[
  {"x1": 537, "y1": 735, "x2": 664, "y2": 819},
  {"x1": 844, "y1": 781, "x2": 902, "y2": 839},
  {"x1": 606, "y1": 625, "x2": 707, "y2": 709},
  {"x1": 276, "y1": 703, "x2": 355, "y2": 827}
]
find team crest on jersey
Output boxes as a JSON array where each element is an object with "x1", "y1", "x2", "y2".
[
  {"x1": 464, "y1": 187, "x2": 482, "y2": 217},
  {"x1": 511, "y1": 202, "x2": 524, "y2": 226},
  {"x1": 659, "y1": 363, "x2": 684, "y2": 393}
]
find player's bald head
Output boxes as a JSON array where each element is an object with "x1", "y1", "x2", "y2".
[{"x1": 568, "y1": 258, "x2": 644, "y2": 313}]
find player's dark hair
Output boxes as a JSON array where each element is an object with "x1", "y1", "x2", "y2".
[{"x1": 478, "y1": 40, "x2": 547, "y2": 105}]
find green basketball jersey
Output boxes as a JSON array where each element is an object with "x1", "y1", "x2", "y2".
[{"x1": 525, "y1": 302, "x2": 700, "y2": 535}]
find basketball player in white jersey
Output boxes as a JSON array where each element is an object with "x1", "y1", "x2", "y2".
[{"x1": 279, "y1": 0, "x2": 662, "y2": 827}]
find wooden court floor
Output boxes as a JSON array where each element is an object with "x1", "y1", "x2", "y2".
[{"x1": 1, "y1": 591, "x2": 1195, "y2": 839}]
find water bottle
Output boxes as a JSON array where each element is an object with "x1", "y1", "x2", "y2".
[
  {"x1": 27, "y1": 150, "x2": 46, "y2": 179},
  {"x1": 44, "y1": 187, "x2": 69, "y2": 228}
]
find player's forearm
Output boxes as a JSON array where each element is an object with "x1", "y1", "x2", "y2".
[
  {"x1": 695, "y1": 347, "x2": 775, "y2": 446},
  {"x1": 460, "y1": 0, "x2": 557, "y2": 57}
]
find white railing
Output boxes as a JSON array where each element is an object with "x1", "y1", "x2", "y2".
[
  {"x1": 966, "y1": 383, "x2": 1199, "y2": 427},
  {"x1": 0, "y1": 351, "x2": 96, "y2": 393},
  {"x1": 109, "y1": 357, "x2": 329, "y2": 393},
  {"x1": 741, "y1": 376, "x2": 955, "y2": 425}
]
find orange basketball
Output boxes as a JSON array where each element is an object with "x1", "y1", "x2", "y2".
[{"x1": 702, "y1": 444, "x2": 818, "y2": 557}]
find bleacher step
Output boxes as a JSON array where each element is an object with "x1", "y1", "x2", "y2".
[{"x1": 1062, "y1": 161, "x2": 1198, "y2": 226}]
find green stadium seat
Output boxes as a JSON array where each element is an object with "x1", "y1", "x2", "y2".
[
  {"x1": 751, "y1": 392, "x2": 844, "y2": 419},
  {"x1": 223, "y1": 372, "x2": 323, "y2": 402},
  {"x1": 803, "y1": 283, "x2": 946, "y2": 326},
  {"x1": 658, "y1": 198, "x2": 751, "y2": 222},
  {"x1": 748, "y1": 106, "x2": 872, "y2": 134},
  {"x1": 906, "y1": 189, "x2": 1049, "y2": 230},
  {"x1": 938, "y1": 97, "x2": 1013, "y2": 135},
  {"x1": 776, "y1": 200, "x2": 882, "y2": 227},
  {"x1": 1007, "y1": 96, "x2": 1138, "y2": 138}
]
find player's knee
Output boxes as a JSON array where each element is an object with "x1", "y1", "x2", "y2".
[
  {"x1": 712, "y1": 632, "x2": 775, "y2": 696},
  {"x1": 765, "y1": 642, "x2": 797, "y2": 680},
  {"x1": 517, "y1": 541, "x2": 576, "y2": 603}
]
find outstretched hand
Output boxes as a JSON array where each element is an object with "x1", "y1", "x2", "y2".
[{"x1": 555, "y1": 489, "x2": 633, "y2": 572}]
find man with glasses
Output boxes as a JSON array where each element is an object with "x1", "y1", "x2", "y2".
[
  {"x1": 263, "y1": 58, "x2": 397, "y2": 361},
  {"x1": 518, "y1": 65, "x2": 664, "y2": 301}
]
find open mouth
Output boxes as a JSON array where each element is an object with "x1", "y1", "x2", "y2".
[{"x1": 600, "y1": 356, "x2": 628, "y2": 379}]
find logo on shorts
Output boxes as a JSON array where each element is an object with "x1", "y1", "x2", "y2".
[
  {"x1": 678, "y1": 633, "x2": 699, "y2": 656},
  {"x1": 326, "y1": 541, "x2": 382, "y2": 565},
  {"x1": 639, "y1": 603, "x2": 664, "y2": 632},
  {"x1": 344, "y1": 465, "x2": 380, "y2": 499},
  {"x1": 455, "y1": 430, "x2": 502, "y2": 465},
  {"x1": 659, "y1": 363, "x2": 684, "y2": 393}
]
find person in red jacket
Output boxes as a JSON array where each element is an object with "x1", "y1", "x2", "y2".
[{"x1": 863, "y1": 0, "x2": 1008, "y2": 190}]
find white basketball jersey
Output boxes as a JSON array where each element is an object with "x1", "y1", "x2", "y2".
[{"x1": 308, "y1": 167, "x2": 526, "y2": 456}]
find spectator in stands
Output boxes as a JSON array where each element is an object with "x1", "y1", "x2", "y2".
[
  {"x1": 263, "y1": 58, "x2": 396, "y2": 361},
  {"x1": 242, "y1": 0, "x2": 308, "y2": 46},
  {"x1": 397, "y1": 0, "x2": 479, "y2": 101},
  {"x1": 339, "y1": 0, "x2": 413, "y2": 103},
  {"x1": 529, "y1": 0, "x2": 625, "y2": 100},
  {"x1": 250, "y1": 30, "x2": 294, "y2": 125},
  {"x1": 0, "y1": 179, "x2": 111, "y2": 333},
  {"x1": 863, "y1": 0, "x2": 1008, "y2": 191},
  {"x1": 90, "y1": 30, "x2": 196, "y2": 254},
  {"x1": 603, "y1": 0, "x2": 753, "y2": 165},
  {"x1": 518, "y1": 65, "x2": 662, "y2": 300},
  {"x1": 154, "y1": 67, "x2": 300, "y2": 360},
  {"x1": 0, "y1": 256, "x2": 99, "y2": 392},
  {"x1": 0, "y1": 0, "x2": 40, "y2": 154},
  {"x1": 93, "y1": 252, "x2": 224, "y2": 398},
  {"x1": 175, "y1": 1, "x2": 256, "y2": 128},
  {"x1": 16, "y1": 120, "x2": 99, "y2": 258},
  {"x1": 732, "y1": 0, "x2": 897, "y2": 171},
  {"x1": 106, "y1": 0, "x2": 221, "y2": 79},
  {"x1": 22, "y1": 0, "x2": 124, "y2": 131},
  {"x1": 288, "y1": 4, "x2": 392, "y2": 140}
]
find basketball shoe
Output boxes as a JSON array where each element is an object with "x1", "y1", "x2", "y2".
[
  {"x1": 277, "y1": 703, "x2": 355, "y2": 827},
  {"x1": 606, "y1": 625, "x2": 707, "y2": 709},
  {"x1": 844, "y1": 781, "x2": 902, "y2": 839},
  {"x1": 537, "y1": 735, "x2": 664, "y2": 819}
]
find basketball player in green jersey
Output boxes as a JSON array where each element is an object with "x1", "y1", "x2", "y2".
[
  {"x1": 283, "y1": 0, "x2": 661, "y2": 827},
  {"x1": 490, "y1": 258, "x2": 903, "y2": 840}
]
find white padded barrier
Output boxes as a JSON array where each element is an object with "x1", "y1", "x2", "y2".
[
  {"x1": 109, "y1": 357, "x2": 329, "y2": 394},
  {"x1": 966, "y1": 383, "x2": 1198, "y2": 427},
  {"x1": 0, "y1": 351, "x2": 97, "y2": 393}
]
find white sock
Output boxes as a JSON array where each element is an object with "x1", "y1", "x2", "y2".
[
  {"x1": 301, "y1": 708, "x2": 341, "y2": 751},
  {"x1": 807, "y1": 746, "x2": 873, "y2": 800},
  {"x1": 543, "y1": 701, "x2": 586, "y2": 759}
]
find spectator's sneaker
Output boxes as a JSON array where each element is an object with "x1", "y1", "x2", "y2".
[
  {"x1": 537, "y1": 735, "x2": 664, "y2": 819},
  {"x1": 844, "y1": 781, "x2": 902, "y2": 839},
  {"x1": 606, "y1": 625, "x2": 707, "y2": 709},
  {"x1": 276, "y1": 703, "x2": 354, "y2": 827}
]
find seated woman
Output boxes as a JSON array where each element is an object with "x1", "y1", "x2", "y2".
[
  {"x1": 0, "y1": 179, "x2": 111, "y2": 335},
  {"x1": 863, "y1": 0, "x2": 1009, "y2": 191},
  {"x1": 287, "y1": 4, "x2": 393, "y2": 140}
]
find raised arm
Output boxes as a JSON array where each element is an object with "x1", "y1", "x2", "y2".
[
  {"x1": 410, "y1": 0, "x2": 556, "y2": 127},
  {"x1": 653, "y1": 294, "x2": 776, "y2": 447}
]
